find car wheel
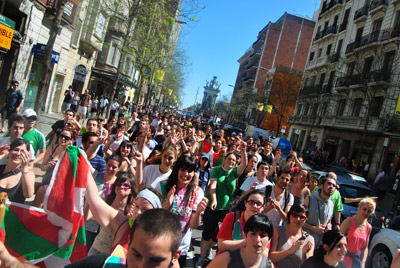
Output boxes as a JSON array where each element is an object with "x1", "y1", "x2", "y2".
[{"x1": 371, "y1": 245, "x2": 392, "y2": 268}]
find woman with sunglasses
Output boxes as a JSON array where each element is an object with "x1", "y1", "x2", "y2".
[
  {"x1": 41, "y1": 128, "x2": 74, "y2": 185},
  {"x1": 162, "y1": 154, "x2": 208, "y2": 268},
  {"x1": 301, "y1": 230, "x2": 347, "y2": 268},
  {"x1": 0, "y1": 138, "x2": 35, "y2": 203},
  {"x1": 214, "y1": 190, "x2": 265, "y2": 256},
  {"x1": 270, "y1": 204, "x2": 314, "y2": 268},
  {"x1": 88, "y1": 171, "x2": 136, "y2": 255},
  {"x1": 340, "y1": 198, "x2": 375, "y2": 268}
]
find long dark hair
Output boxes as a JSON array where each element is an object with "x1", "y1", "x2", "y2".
[
  {"x1": 115, "y1": 140, "x2": 134, "y2": 159},
  {"x1": 230, "y1": 189, "x2": 266, "y2": 212},
  {"x1": 105, "y1": 171, "x2": 137, "y2": 215},
  {"x1": 317, "y1": 230, "x2": 347, "y2": 257},
  {"x1": 166, "y1": 154, "x2": 197, "y2": 206}
]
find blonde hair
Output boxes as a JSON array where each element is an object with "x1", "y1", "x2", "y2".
[{"x1": 358, "y1": 197, "x2": 376, "y2": 214}]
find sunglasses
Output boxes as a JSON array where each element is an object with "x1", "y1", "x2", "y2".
[
  {"x1": 247, "y1": 200, "x2": 264, "y2": 208},
  {"x1": 116, "y1": 183, "x2": 131, "y2": 189},
  {"x1": 291, "y1": 213, "x2": 307, "y2": 221},
  {"x1": 59, "y1": 134, "x2": 72, "y2": 141},
  {"x1": 25, "y1": 116, "x2": 37, "y2": 121}
]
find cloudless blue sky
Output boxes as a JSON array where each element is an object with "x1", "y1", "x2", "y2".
[{"x1": 179, "y1": 0, "x2": 320, "y2": 108}]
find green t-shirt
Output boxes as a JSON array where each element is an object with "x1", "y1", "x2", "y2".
[
  {"x1": 206, "y1": 166, "x2": 239, "y2": 210},
  {"x1": 311, "y1": 187, "x2": 343, "y2": 215},
  {"x1": 4, "y1": 128, "x2": 45, "y2": 155}
]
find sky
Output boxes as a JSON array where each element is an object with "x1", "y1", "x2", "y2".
[{"x1": 179, "y1": 0, "x2": 320, "y2": 109}]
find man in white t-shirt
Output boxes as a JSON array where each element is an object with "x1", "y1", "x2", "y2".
[
  {"x1": 248, "y1": 142, "x2": 262, "y2": 163},
  {"x1": 264, "y1": 167, "x2": 294, "y2": 226},
  {"x1": 98, "y1": 95, "x2": 109, "y2": 116},
  {"x1": 240, "y1": 161, "x2": 273, "y2": 193},
  {"x1": 0, "y1": 114, "x2": 35, "y2": 165},
  {"x1": 142, "y1": 164, "x2": 172, "y2": 194}
]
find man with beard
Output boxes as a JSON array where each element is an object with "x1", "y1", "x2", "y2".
[
  {"x1": 264, "y1": 167, "x2": 294, "y2": 226},
  {"x1": 303, "y1": 175, "x2": 335, "y2": 248}
]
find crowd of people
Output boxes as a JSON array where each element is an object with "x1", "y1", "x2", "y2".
[{"x1": 0, "y1": 92, "x2": 388, "y2": 268}]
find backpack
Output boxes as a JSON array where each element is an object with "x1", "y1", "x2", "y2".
[{"x1": 265, "y1": 185, "x2": 291, "y2": 210}]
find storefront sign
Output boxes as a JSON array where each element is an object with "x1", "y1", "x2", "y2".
[
  {"x1": 325, "y1": 137, "x2": 339, "y2": 145},
  {"x1": 310, "y1": 132, "x2": 319, "y2": 142},
  {"x1": 0, "y1": 15, "x2": 15, "y2": 50},
  {"x1": 32, "y1": 43, "x2": 60, "y2": 63},
  {"x1": 355, "y1": 142, "x2": 374, "y2": 151}
]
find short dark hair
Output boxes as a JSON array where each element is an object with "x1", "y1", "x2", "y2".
[
  {"x1": 277, "y1": 166, "x2": 292, "y2": 178},
  {"x1": 82, "y1": 132, "x2": 97, "y2": 143},
  {"x1": 9, "y1": 138, "x2": 30, "y2": 152},
  {"x1": 65, "y1": 109, "x2": 75, "y2": 116},
  {"x1": 8, "y1": 114, "x2": 24, "y2": 128},
  {"x1": 287, "y1": 204, "x2": 309, "y2": 223},
  {"x1": 86, "y1": 118, "x2": 98, "y2": 127},
  {"x1": 321, "y1": 176, "x2": 337, "y2": 186},
  {"x1": 130, "y1": 209, "x2": 182, "y2": 256},
  {"x1": 105, "y1": 154, "x2": 123, "y2": 167},
  {"x1": 243, "y1": 213, "x2": 273, "y2": 239},
  {"x1": 321, "y1": 230, "x2": 347, "y2": 255},
  {"x1": 257, "y1": 161, "x2": 269, "y2": 169}
]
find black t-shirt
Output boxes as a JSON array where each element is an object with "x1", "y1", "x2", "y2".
[
  {"x1": 63, "y1": 90, "x2": 74, "y2": 103},
  {"x1": 65, "y1": 254, "x2": 110, "y2": 268},
  {"x1": 301, "y1": 255, "x2": 346, "y2": 268}
]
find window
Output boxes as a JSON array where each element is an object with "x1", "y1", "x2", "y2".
[
  {"x1": 372, "y1": 19, "x2": 383, "y2": 33},
  {"x1": 383, "y1": 51, "x2": 395, "y2": 71},
  {"x1": 107, "y1": 43, "x2": 119, "y2": 66},
  {"x1": 355, "y1": 27, "x2": 364, "y2": 43},
  {"x1": 309, "y1": 52, "x2": 315, "y2": 61},
  {"x1": 312, "y1": 103, "x2": 319, "y2": 115},
  {"x1": 296, "y1": 104, "x2": 303, "y2": 115},
  {"x1": 336, "y1": 39, "x2": 343, "y2": 54},
  {"x1": 319, "y1": 73, "x2": 326, "y2": 87},
  {"x1": 327, "y1": 44, "x2": 332, "y2": 55},
  {"x1": 363, "y1": 57, "x2": 373, "y2": 74},
  {"x1": 304, "y1": 104, "x2": 310, "y2": 115},
  {"x1": 334, "y1": 15, "x2": 339, "y2": 26},
  {"x1": 352, "y1": 98, "x2": 362, "y2": 116},
  {"x1": 394, "y1": 11, "x2": 400, "y2": 27},
  {"x1": 347, "y1": 62, "x2": 355, "y2": 75},
  {"x1": 70, "y1": 19, "x2": 82, "y2": 47},
  {"x1": 370, "y1": 97, "x2": 384, "y2": 117},
  {"x1": 337, "y1": 99, "x2": 346, "y2": 116},
  {"x1": 94, "y1": 12, "x2": 106, "y2": 39},
  {"x1": 328, "y1": 71, "x2": 335, "y2": 87},
  {"x1": 321, "y1": 102, "x2": 328, "y2": 116},
  {"x1": 318, "y1": 48, "x2": 323, "y2": 58},
  {"x1": 343, "y1": 9, "x2": 350, "y2": 24}
]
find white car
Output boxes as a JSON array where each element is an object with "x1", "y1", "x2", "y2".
[{"x1": 369, "y1": 228, "x2": 400, "y2": 268}]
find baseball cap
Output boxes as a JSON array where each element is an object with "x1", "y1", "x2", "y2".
[
  {"x1": 200, "y1": 153, "x2": 210, "y2": 160},
  {"x1": 23, "y1": 109, "x2": 37, "y2": 120}
]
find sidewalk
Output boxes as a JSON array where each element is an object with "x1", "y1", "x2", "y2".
[{"x1": 36, "y1": 112, "x2": 64, "y2": 136}]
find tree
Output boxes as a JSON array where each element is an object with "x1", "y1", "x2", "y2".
[
  {"x1": 266, "y1": 68, "x2": 302, "y2": 135},
  {"x1": 229, "y1": 87, "x2": 255, "y2": 127},
  {"x1": 35, "y1": 0, "x2": 67, "y2": 116}
]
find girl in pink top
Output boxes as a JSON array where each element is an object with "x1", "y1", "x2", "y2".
[{"x1": 340, "y1": 198, "x2": 375, "y2": 268}]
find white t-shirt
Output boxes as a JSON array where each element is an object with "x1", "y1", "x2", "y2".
[
  {"x1": 0, "y1": 137, "x2": 35, "y2": 165},
  {"x1": 265, "y1": 189, "x2": 294, "y2": 226},
  {"x1": 240, "y1": 176, "x2": 273, "y2": 192},
  {"x1": 99, "y1": 98, "x2": 109, "y2": 108},
  {"x1": 109, "y1": 134, "x2": 129, "y2": 152},
  {"x1": 142, "y1": 164, "x2": 172, "y2": 194}
]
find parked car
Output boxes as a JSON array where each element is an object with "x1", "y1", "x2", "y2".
[
  {"x1": 369, "y1": 216, "x2": 400, "y2": 268},
  {"x1": 320, "y1": 164, "x2": 367, "y2": 184}
]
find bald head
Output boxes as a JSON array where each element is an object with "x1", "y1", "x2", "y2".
[{"x1": 327, "y1": 172, "x2": 337, "y2": 180}]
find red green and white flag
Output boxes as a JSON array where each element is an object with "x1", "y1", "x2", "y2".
[
  {"x1": 199, "y1": 141, "x2": 212, "y2": 159},
  {"x1": 213, "y1": 151, "x2": 224, "y2": 167},
  {"x1": 0, "y1": 146, "x2": 89, "y2": 266}
]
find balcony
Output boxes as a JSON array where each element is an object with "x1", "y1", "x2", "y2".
[
  {"x1": 345, "y1": 30, "x2": 386, "y2": 54},
  {"x1": 329, "y1": 53, "x2": 340, "y2": 63},
  {"x1": 389, "y1": 24, "x2": 400, "y2": 40},
  {"x1": 242, "y1": 75, "x2": 255, "y2": 82},
  {"x1": 252, "y1": 36, "x2": 265, "y2": 48},
  {"x1": 322, "y1": 84, "x2": 333, "y2": 94},
  {"x1": 249, "y1": 49, "x2": 262, "y2": 59},
  {"x1": 391, "y1": 0, "x2": 400, "y2": 5},
  {"x1": 369, "y1": 0, "x2": 388, "y2": 15},
  {"x1": 354, "y1": 6, "x2": 368, "y2": 23},
  {"x1": 369, "y1": 69, "x2": 391, "y2": 84},
  {"x1": 335, "y1": 76, "x2": 350, "y2": 92},
  {"x1": 299, "y1": 85, "x2": 319, "y2": 95},
  {"x1": 314, "y1": 25, "x2": 338, "y2": 42},
  {"x1": 246, "y1": 63, "x2": 258, "y2": 71},
  {"x1": 320, "y1": 0, "x2": 345, "y2": 17}
]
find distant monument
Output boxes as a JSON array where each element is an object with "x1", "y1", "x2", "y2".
[{"x1": 201, "y1": 76, "x2": 221, "y2": 111}]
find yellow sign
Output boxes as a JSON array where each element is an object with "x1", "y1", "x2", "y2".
[
  {"x1": 167, "y1": 89, "x2": 173, "y2": 95},
  {"x1": 265, "y1": 105, "x2": 273, "y2": 114},
  {"x1": 0, "y1": 24, "x2": 14, "y2": 50},
  {"x1": 154, "y1": 70, "x2": 165, "y2": 81},
  {"x1": 257, "y1": 103, "x2": 264, "y2": 112},
  {"x1": 395, "y1": 94, "x2": 400, "y2": 116}
]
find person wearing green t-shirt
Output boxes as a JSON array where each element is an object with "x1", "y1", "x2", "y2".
[
  {"x1": 196, "y1": 141, "x2": 248, "y2": 268},
  {"x1": 22, "y1": 109, "x2": 46, "y2": 164},
  {"x1": 311, "y1": 172, "x2": 343, "y2": 228}
]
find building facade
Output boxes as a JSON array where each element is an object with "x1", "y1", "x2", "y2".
[
  {"x1": 230, "y1": 13, "x2": 315, "y2": 133},
  {"x1": 288, "y1": 0, "x2": 400, "y2": 179}
]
